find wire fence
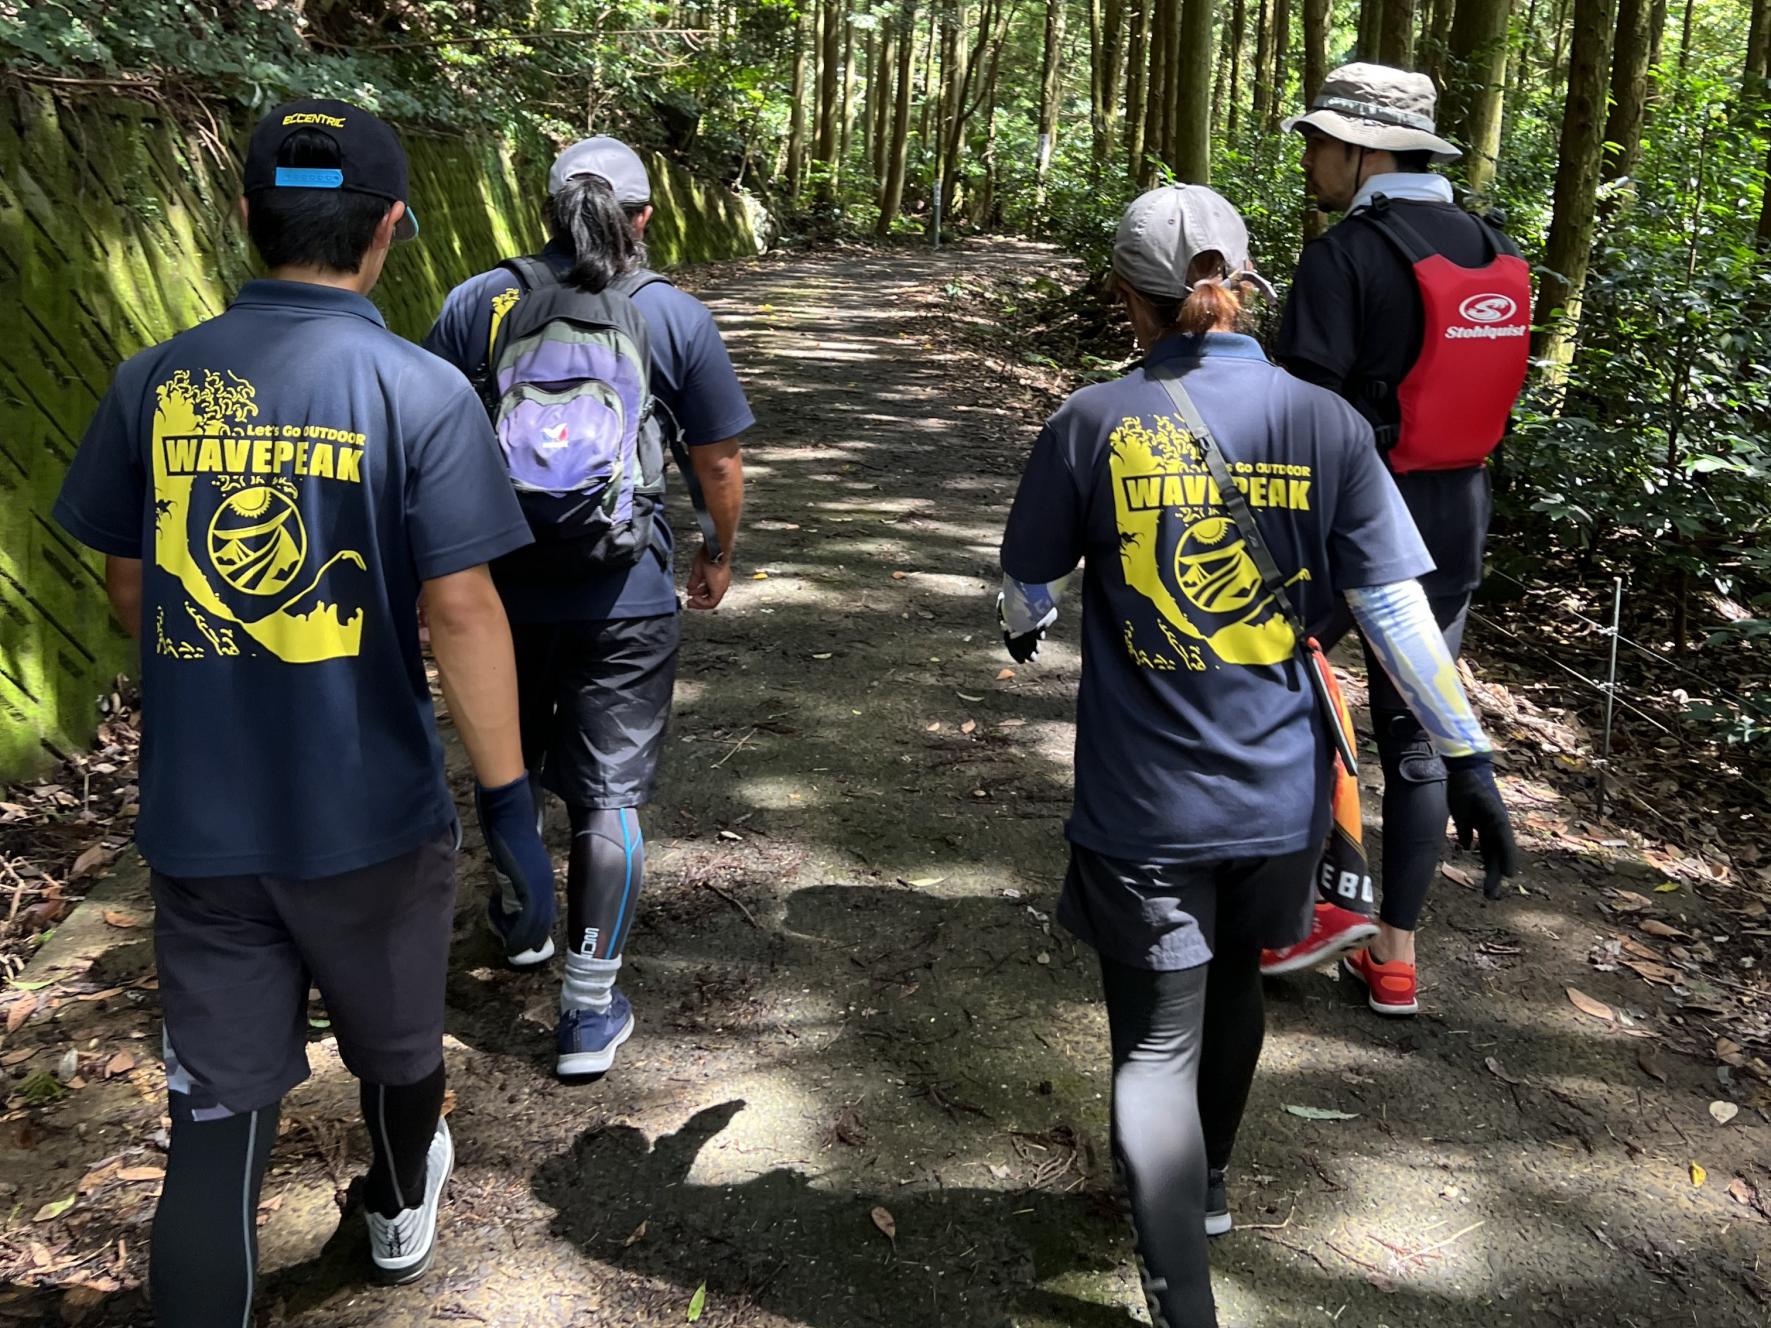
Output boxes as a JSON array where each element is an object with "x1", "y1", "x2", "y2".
[{"x1": 1468, "y1": 566, "x2": 1771, "y2": 819}]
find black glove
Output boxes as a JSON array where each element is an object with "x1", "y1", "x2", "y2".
[
  {"x1": 996, "y1": 591, "x2": 1056, "y2": 664},
  {"x1": 474, "y1": 774, "x2": 557, "y2": 958},
  {"x1": 1443, "y1": 752, "x2": 1519, "y2": 899}
]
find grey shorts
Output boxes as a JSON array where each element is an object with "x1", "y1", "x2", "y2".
[
  {"x1": 513, "y1": 613, "x2": 681, "y2": 809},
  {"x1": 152, "y1": 832, "x2": 456, "y2": 1114},
  {"x1": 1058, "y1": 844, "x2": 1318, "y2": 972}
]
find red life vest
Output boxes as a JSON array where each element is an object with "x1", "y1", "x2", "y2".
[{"x1": 1360, "y1": 201, "x2": 1531, "y2": 474}]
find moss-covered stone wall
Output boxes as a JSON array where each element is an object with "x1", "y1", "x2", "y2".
[{"x1": 0, "y1": 89, "x2": 763, "y2": 778}]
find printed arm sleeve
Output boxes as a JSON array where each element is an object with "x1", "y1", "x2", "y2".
[
  {"x1": 405, "y1": 382, "x2": 533, "y2": 580},
  {"x1": 1345, "y1": 579, "x2": 1491, "y2": 759},
  {"x1": 52, "y1": 380, "x2": 146, "y2": 558},
  {"x1": 1000, "y1": 422, "x2": 1085, "y2": 586}
]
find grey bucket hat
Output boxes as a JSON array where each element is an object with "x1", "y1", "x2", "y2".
[
  {"x1": 1113, "y1": 184, "x2": 1272, "y2": 301},
  {"x1": 1282, "y1": 62, "x2": 1461, "y2": 162},
  {"x1": 548, "y1": 136, "x2": 652, "y2": 206}
]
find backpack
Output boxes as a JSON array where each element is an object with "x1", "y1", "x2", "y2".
[
  {"x1": 476, "y1": 259, "x2": 709, "y2": 579},
  {"x1": 1357, "y1": 199, "x2": 1532, "y2": 474}
]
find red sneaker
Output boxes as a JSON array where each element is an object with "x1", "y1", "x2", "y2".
[
  {"x1": 1342, "y1": 947, "x2": 1420, "y2": 1016},
  {"x1": 1261, "y1": 902, "x2": 1379, "y2": 976}
]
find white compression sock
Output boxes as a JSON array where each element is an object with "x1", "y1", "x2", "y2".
[{"x1": 562, "y1": 951, "x2": 621, "y2": 1014}]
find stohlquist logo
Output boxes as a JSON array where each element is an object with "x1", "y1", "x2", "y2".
[{"x1": 1459, "y1": 293, "x2": 1517, "y2": 323}]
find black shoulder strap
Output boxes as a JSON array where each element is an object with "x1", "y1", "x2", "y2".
[
  {"x1": 1150, "y1": 370, "x2": 1308, "y2": 644},
  {"x1": 498, "y1": 254, "x2": 557, "y2": 292},
  {"x1": 609, "y1": 269, "x2": 673, "y2": 299},
  {"x1": 1358, "y1": 195, "x2": 1501, "y2": 266}
]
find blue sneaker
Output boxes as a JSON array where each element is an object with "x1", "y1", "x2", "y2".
[{"x1": 555, "y1": 989, "x2": 635, "y2": 1078}]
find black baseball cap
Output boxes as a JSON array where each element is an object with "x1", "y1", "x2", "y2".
[{"x1": 243, "y1": 98, "x2": 418, "y2": 239}]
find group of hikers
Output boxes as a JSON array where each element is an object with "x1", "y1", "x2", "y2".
[{"x1": 50, "y1": 54, "x2": 1527, "y2": 1328}]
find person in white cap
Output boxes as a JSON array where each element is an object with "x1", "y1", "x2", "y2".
[
  {"x1": 995, "y1": 182, "x2": 1515, "y2": 1327},
  {"x1": 1265, "y1": 64, "x2": 1531, "y2": 1013},
  {"x1": 424, "y1": 136, "x2": 751, "y2": 1079}
]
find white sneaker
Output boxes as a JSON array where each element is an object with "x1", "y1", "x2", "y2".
[{"x1": 366, "y1": 1118, "x2": 454, "y2": 1285}]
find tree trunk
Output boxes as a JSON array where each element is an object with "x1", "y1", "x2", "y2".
[
  {"x1": 1381, "y1": 0, "x2": 1417, "y2": 65},
  {"x1": 1358, "y1": 0, "x2": 1385, "y2": 59},
  {"x1": 1270, "y1": 0, "x2": 1291, "y2": 130},
  {"x1": 1144, "y1": 0, "x2": 1171, "y2": 182},
  {"x1": 977, "y1": 14, "x2": 1007, "y2": 226},
  {"x1": 871, "y1": 18, "x2": 894, "y2": 181},
  {"x1": 877, "y1": 0, "x2": 918, "y2": 236},
  {"x1": 1646, "y1": 0, "x2": 1667, "y2": 69},
  {"x1": 1090, "y1": 0, "x2": 1109, "y2": 164},
  {"x1": 1036, "y1": 0, "x2": 1066, "y2": 197},
  {"x1": 1254, "y1": 0, "x2": 1274, "y2": 127},
  {"x1": 816, "y1": 0, "x2": 843, "y2": 197},
  {"x1": 1445, "y1": 0, "x2": 1514, "y2": 197},
  {"x1": 1101, "y1": 0, "x2": 1127, "y2": 162},
  {"x1": 1759, "y1": 131, "x2": 1771, "y2": 252},
  {"x1": 1553, "y1": 0, "x2": 1573, "y2": 87},
  {"x1": 1125, "y1": 0, "x2": 1151, "y2": 176},
  {"x1": 1747, "y1": 0, "x2": 1771, "y2": 108},
  {"x1": 1533, "y1": 0, "x2": 1620, "y2": 368},
  {"x1": 1601, "y1": 0, "x2": 1652, "y2": 182},
  {"x1": 1174, "y1": 0, "x2": 1214, "y2": 181},
  {"x1": 787, "y1": 5, "x2": 812, "y2": 195},
  {"x1": 839, "y1": 9, "x2": 858, "y2": 173},
  {"x1": 1424, "y1": 0, "x2": 1456, "y2": 86},
  {"x1": 1228, "y1": 0, "x2": 1248, "y2": 136}
]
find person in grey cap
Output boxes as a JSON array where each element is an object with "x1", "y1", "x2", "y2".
[
  {"x1": 996, "y1": 182, "x2": 1514, "y2": 1327},
  {"x1": 424, "y1": 136, "x2": 752, "y2": 1079},
  {"x1": 1266, "y1": 64, "x2": 1530, "y2": 1012}
]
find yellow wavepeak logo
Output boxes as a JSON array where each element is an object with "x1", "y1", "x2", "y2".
[{"x1": 283, "y1": 112, "x2": 346, "y2": 128}]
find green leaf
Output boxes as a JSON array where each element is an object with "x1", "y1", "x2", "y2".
[
  {"x1": 1283, "y1": 1104, "x2": 1360, "y2": 1121},
  {"x1": 687, "y1": 1282, "x2": 707, "y2": 1322},
  {"x1": 8, "y1": 979, "x2": 53, "y2": 992},
  {"x1": 33, "y1": 1194, "x2": 76, "y2": 1222}
]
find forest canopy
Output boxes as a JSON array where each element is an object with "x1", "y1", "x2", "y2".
[{"x1": 3, "y1": 0, "x2": 1769, "y2": 748}]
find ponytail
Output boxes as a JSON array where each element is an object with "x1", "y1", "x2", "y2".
[
  {"x1": 545, "y1": 174, "x2": 644, "y2": 292},
  {"x1": 1174, "y1": 281, "x2": 1244, "y2": 336}
]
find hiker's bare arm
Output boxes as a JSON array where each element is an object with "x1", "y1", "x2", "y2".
[
  {"x1": 687, "y1": 438, "x2": 744, "y2": 611},
  {"x1": 105, "y1": 556, "x2": 142, "y2": 641},
  {"x1": 422, "y1": 565, "x2": 526, "y2": 787}
]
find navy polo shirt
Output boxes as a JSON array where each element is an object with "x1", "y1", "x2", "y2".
[
  {"x1": 422, "y1": 243, "x2": 754, "y2": 622},
  {"x1": 1000, "y1": 332, "x2": 1433, "y2": 865},
  {"x1": 54, "y1": 280, "x2": 532, "y2": 879}
]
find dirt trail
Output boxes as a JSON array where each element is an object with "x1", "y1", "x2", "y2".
[{"x1": 1, "y1": 241, "x2": 1767, "y2": 1328}]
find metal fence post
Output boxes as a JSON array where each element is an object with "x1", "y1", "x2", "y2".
[{"x1": 1597, "y1": 577, "x2": 1624, "y2": 820}]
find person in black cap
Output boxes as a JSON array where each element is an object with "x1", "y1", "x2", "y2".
[
  {"x1": 53, "y1": 98, "x2": 555, "y2": 1321},
  {"x1": 424, "y1": 136, "x2": 751, "y2": 1081},
  {"x1": 1265, "y1": 64, "x2": 1530, "y2": 1013}
]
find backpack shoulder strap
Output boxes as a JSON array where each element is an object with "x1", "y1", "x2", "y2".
[{"x1": 608, "y1": 269, "x2": 673, "y2": 299}]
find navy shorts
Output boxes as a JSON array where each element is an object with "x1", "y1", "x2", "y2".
[
  {"x1": 1058, "y1": 844, "x2": 1318, "y2": 972},
  {"x1": 513, "y1": 613, "x2": 681, "y2": 809},
  {"x1": 152, "y1": 831, "x2": 456, "y2": 1115}
]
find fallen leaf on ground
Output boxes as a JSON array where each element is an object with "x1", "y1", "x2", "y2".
[
  {"x1": 1621, "y1": 959, "x2": 1679, "y2": 984},
  {"x1": 1729, "y1": 1177, "x2": 1757, "y2": 1205},
  {"x1": 1690, "y1": 1162, "x2": 1707, "y2": 1187},
  {"x1": 1284, "y1": 1104, "x2": 1360, "y2": 1121},
  {"x1": 960, "y1": 720, "x2": 977, "y2": 735},
  {"x1": 33, "y1": 1195, "x2": 75, "y2": 1222},
  {"x1": 1709, "y1": 1101, "x2": 1739, "y2": 1125},
  {"x1": 891, "y1": 570, "x2": 908, "y2": 580},
  {"x1": 996, "y1": 668, "x2": 1015, "y2": 680},
  {"x1": 1654, "y1": 882, "x2": 1682, "y2": 893},
  {"x1": 1442, "y1": 864, "x2": 1475, "y2": 888},
  {"x1": 8, "y1": 979, "x2": 54, "y2": 992},
  {"x1": 810, "y1": 652, "x2": 833, "y2": 660},
  {"x1": 687, "y1": 1281, "x2": 707, "y2": 1322},
  {"x1": 117, "y1": 1167, "x2": 165, "y2": 1183},
  {"x1": 1484, "y1": 1056, "x2": 1525, "y2": 1085},
  {"x1": 102, "y1": 910, "x2": 140, "y2": 929},
  {"x1": 717, "y1": 830, "x2": 742, "y2": 842},
  {"x1": 624, "y1": 1219, "x2": 648, "y2": 1247},
  {"x1": 871, "y1": 1205, "x2": 898, "y2": 1241},
  {"x1": 898, "y1": 877, "x2": 945, "y2": 888},
  {"x1": 2, "y1": 1048, "x2": 36, "y2": 1066},
  {"x1": 751, "y1": 571, "x2": 769, "y2": 580},
  {"x1": 70, "y1": 844, "x2": 115, "y2": 881},
  {"x1": 925, "y1": 722, "x2": 941, "y2": 731},
  {"x1": 104, "y1": 1052, "x2": 136, "y2": 1078},
  {"x1": 1636, "y1": 1046, "x2": 1669, "y2": 1082},
  {"x1": 1566, "y1": 987, "x2": 1615, "y2": 1022},
  {"x1": 1605, "y1": 889, "x2": 1655, "y2": 913},
  {"x1": 1716, "y1": 1038, "x2": 1745, "y2": 1066},
  {"x1": 1638, "y1": 918, "x2": 1686, "y2": 938},
  {"x1": 956, "y1": 691, "x2": 984, "y2": 702},
  {"x1": 6, "y1": 993, "x2": 36, "y2": 1034}
]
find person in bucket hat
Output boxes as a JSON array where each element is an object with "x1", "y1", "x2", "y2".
[
  {"x1": 995, "y1": 182, "x2": 1514, "y2": 1326},
  {"x1": 1265, "y1": 66, "x2": 1529, "y2": 1006}
]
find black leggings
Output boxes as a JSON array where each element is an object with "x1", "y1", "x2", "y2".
[
  {"x1": 1352, "y1": 590, "x2": 1472, "y2": 932},
  {"x1": 565, "y1": 805, "x2": 645, "y2": 959},
  {"x1": 151, "y1": 1063, "x2": 445, "y2": 1326},
  {"x1": 1102, "y1": 945, "x2": 1267, "y2": 1328}
]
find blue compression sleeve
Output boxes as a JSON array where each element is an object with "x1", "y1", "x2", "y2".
[
  {"x1": 1345, "y1": 580, "x2": 1491, "y2": 759},
  {"x1": 998, "y1": 573, "x2": 1069, "y2": 635}
]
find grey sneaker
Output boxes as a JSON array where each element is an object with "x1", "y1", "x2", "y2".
[
  {"x1": 366, "y1": 1119, "x2": 454, "y2": 1285},
  {"x1": 1205, "y1": 1167, "x2": 1231, "y2": 1237}
]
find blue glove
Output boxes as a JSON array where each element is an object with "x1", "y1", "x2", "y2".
[{"x1": 474, "y1": 774, "x2": 557, "y2": 959}]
